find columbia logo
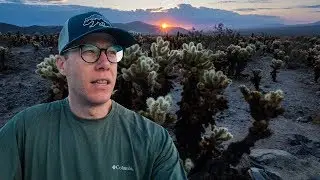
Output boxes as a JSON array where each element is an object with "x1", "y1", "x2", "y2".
[{"x1": 112, "y1": 165, "x2": 134, "y2": 171}]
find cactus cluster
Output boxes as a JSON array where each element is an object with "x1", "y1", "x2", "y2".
[
  {"x1": 0, "y1": 46, "x2": 9, "y2": 71},
  {"x1": 139, "y1": 94, "x2": 177, "y2": 126},
  {"x1": 35, "y1": 55, "x2": 67, "y2": 100},
  {"x1": 0, "y1": 32, "x2": 58, "y2": 48},
  {"x1": 175, "y1": 43, "x2": 232, "y2": 176},
  {"x1": 30, "y1": 31, "x2": 299, "y2": 179},
  {"x1": 314, "y1": 56, "x2": 320, "y2": 83},
  {"x1": 226, "y1": 43, "x2": 256, "y2": 77},
  {"x1": 270, "y1": 58, "x2": 284, "y2": 82},
  {"x1": 180, "y1": 42, "x2": 214, "y2": 74},
  {"x1": 239, "y1": 85, "x2": 284, "y2": 134},
  {"x1": 197, "y1": 69, "x2": 231, "y2": 91},
  {"x1": 115, "y1": 37, "x2": 181, "y2": 111},
  {"x1": 121, "y1": 56, "x2": 160, "y2": 88},
  {"x1": 250, "y1": 68, "x2": 262, "y2": 91}
]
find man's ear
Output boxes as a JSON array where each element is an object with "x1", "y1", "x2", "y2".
[{"x1": 56, "y1": 55, "x2": 67, "y2": 76}]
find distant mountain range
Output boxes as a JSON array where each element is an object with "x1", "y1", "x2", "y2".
[
  {"x1": 238, "y1": 22, "x2": 320, "y2": 36},
  {"x1": 0, "y1": 21, "x2": 189, "y2": 35},
  {"x1": 1, "y1": 21, "x2": 319, "y2": 36}
]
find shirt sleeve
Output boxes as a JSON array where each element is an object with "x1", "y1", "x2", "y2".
[
  {"x1": 151, "y1": 127, "x2": 188, "y2": 180},
  {"x1": 0, "y1": 114, "x2": 24, "y2": 180}
]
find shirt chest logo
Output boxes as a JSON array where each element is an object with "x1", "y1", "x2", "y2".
[{"x1": 112, "y1": 165, "x2": 134, "y2": 172}]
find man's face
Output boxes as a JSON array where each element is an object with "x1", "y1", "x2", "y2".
[{"x1": 59, "y1": 33, "x2": 118, "y2": 106}]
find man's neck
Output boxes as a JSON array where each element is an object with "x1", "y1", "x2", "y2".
[{"x1": 67, "y1": 95, "x2": 112, "y2": 120}]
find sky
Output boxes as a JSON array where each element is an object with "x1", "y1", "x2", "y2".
[
  {"x1": 11, "y1": 0, "x2": 319, "y2": 24},
  {"x1": 0, "y1": 0, "x2": 319, "y2": 28}
]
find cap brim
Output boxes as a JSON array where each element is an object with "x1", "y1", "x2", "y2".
[{"x1": 61, "y1": 27, "x2": 137, "y2": 53}]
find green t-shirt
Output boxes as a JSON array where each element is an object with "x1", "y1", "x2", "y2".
[{"x1": 0, "y1": 98, "x2": 187, "y2": 180}]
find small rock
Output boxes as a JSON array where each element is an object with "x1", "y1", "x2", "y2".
[
  {"x1": 296, "y1": 116, "x2": 312, "y2": 123},
  {"x1": 249, "y1": 149, "x2": 320, "y2": 180},
  {"x1": 248, "y1": 167, "x2": 281, "y2": 180},
  {"x1": 296, "y1": 116, "x2": 303, "y2": 122}
]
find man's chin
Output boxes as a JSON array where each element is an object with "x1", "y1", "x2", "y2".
[{"x1": 87, "y1": 96, "x2": 112, "y2": 106}]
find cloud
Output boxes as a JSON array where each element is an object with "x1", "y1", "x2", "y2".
[
  {"x1": 247, "y1": 0, "x2": 271, "y2": 3},
  {"x1": 0, "y1": 3, "x2": 284, "y2": 29},
  {"x1": 234, "y1": 7, "x2": 293, "y2": 12},
  {"x1": 145, "y1": 7, "x2": 165, "y2": 12},
  {"x1": 234, "y1": 8, "x2": 256, "y2": 12},
  {"x1": 299, "y1": 4, "x2": 320, "y2": 8},
  {"x1": 217, "y1": 0, "x2": 237, "y2": 3},
  {"x1": 1, "y1": 0, "x2": 66, "y2": 3}
]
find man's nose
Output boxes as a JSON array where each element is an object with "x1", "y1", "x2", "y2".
[{"x1": 95, "y1": 51, "x2": 111, "y2": 70}]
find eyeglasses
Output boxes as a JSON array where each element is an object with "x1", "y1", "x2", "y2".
[{"x1": 62, "y1": 44, "x2": 124, "y2": 63}]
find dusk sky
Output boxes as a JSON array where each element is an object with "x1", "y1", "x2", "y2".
[{"x1": 0, "y1": 0, "x2": 319, "y2": 28}]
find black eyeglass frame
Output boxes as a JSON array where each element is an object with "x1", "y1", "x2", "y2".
[{"x1": 61, "y1": 44, "x2": 123, "y2": 64}]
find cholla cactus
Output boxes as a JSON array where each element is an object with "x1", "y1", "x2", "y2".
[
  {"x1": 0, "y1": 46, "x2": 9, "y2": 71},
  {"x1": 199, "y1": 124, "x2": 233, "y2": 152},
  {"x1": 270, "y1": 59, "x2": 283, "y2": 82},
  {"x1": 32, "y1": 42, "x2": 40, "y2": 51},
  {"x1": 308, "y1": 46, "x2": 320, "y2": 66},
  {"x1": 314, "y1": 45, "x2": 320, "y2": 51},
  {"x1": 184, "y1": 158, "x2": 195, "y2": 174},
  {"x1": 246, "y1": 44, "x2": 256, "y2": 56},
  {"x1": 238, "y1": 41, "x2": 246, "y2": 48},
  {"x1": 118, "y1": 56, "x2": 162, "y2": 111},
  {"x1": 250, "y1": 68, "x2": 262, "y2": 91},
  {"x1": 197, "y1": 69, "x2": 231, "y2": 91},
  {"x1": 211, "y1": 50, "x2": 228, "y2": 73},
  {"x1": 226, "y1": 44, "x2": 252, "y2": 77},
  {"x1": 139, "y1": 94, "x2": 177, "y2": 126},
  {"x1": 151, "y1": 36, "x2": 170, "y2": 58},
  {"x1": 35, "y1": 54, "x2": 67, "y2": 100},
  {"x1": 180, "y1": 42, "x2": 214, "y2": 74},
  {"x1": 121, "y1": 56, "x2": 161, "y2": 91},
  {"x1": 255, "y1": 41, "x2": 264, "y2": 50},
  {"x1": 271, "y1": 40, "x2": 281, "y2": 50},
  {"x1": 288, "y1": 49, "x2": 308, "y2": 68},
  {"x1": 274, "y1": 49, "x2": 286, "y2": 60},
  {"x1": 239, "y1": 85, "x2": 284, "y2": 134},
  {"x1": 151, "y1": 37, "x2": 181, "y2": 73},
  {"x1": 204, "y1": 85, "x2": 285, "y2": 174},
  {"x1": 314, "y1": 57, "x2": 320, "y2": 83},
  {"x1": 36, "y1": 55, "x2": 64, "y2": 80},
  {"x1": 120, "y1": 44, "x2": 146, "y2": 68}
]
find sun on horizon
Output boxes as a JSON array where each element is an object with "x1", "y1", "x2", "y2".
[{"x1": 161, "y1": 23, "x2": 168, "y2": 29}]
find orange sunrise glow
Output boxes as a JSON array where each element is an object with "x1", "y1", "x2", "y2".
[{"x1": 161, "y1": 23, "x2": 168, "y2": 29}]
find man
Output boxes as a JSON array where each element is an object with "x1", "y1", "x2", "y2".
[{"x1": 0, "y1": 11, "x2": 187, "y2": 180}]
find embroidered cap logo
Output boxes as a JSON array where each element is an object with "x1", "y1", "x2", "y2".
[{"x1": 83, "y1": 14, "x2": 111, "y2": 28}]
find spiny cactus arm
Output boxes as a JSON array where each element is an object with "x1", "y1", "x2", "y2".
[
  {"x1": 270, "y1": 59, "x2": 284, "y2": 69},
  {"x1": 150, "y1": 36, "x2": 170, "y2": 58},
  {"x1": 201, "y1": 124, "x2": 233, "y2": 143},
  {"x1": 121, "y1": 56, "x2": 160, "y2": 81},
  {"x1": 314, "y1": 58, "x2": 320, "y2": 82},
  {"x1": 35, "y1": 55, "x2": 65, "y2": 81},
  {"x1": 121, "y1": 44, "x2": 146, "y2": 68},
  {"x1": 141, "y1": 94, "x2": 176, "y2": 125},
  {"x1": 199, "y1": 69, "x2": 232, "y2": 90},
  {"x1": 181, "y1": 42, "x2": 214, "y2": 71}
]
